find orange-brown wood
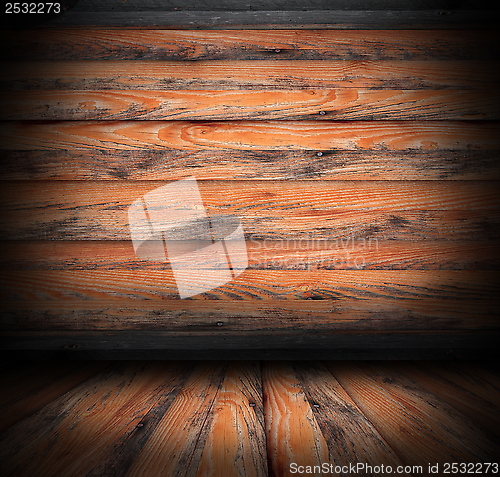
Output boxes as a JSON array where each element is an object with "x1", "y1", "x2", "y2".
[
  {"x1": 389, "y1": 361, "x2": 500, "y2": 439},
  {"x1": 1, "y1": 361, "x2": 498, "y2": 476},
  {"x1": 418, "y1": 361, "x2": 500, "y2": 408},
  {"x1": 326, "y1": 362, "x2": 499, "y2": 467},
  {"x1": 1, "y1": 296, "x2": 498, "y2": 332},
  {"x1": 2, "y1": 60, "x2": 498, "y2": 90},
  {"x1": 1, "y1": 240, "x2": 498, "y2": 270},
  {"x1": 0, "y1": 180, "x2": 498, "y2": 241},
  {"x1": 1, "y1": 149, "x2": 499, "y2": 181},
  {"x1": 1, "y1": 269, "x2": 498, "y2": 303},
  {"x1": 2, "y1": 30, "x2": 497, "y2": 61},
  {"x1": 196, "y1": 362, "x2": 267, "y2": 477},
  {"x1": 293, "y1": 361, "x2": 404, "y2": 469},
  {"x1": 125, "y1": 361, "x2": 225, "y2": 477},
  {"x1": 0, "y1": 362, "x2": 194, "y2": 477},
  {"x1": 262, "y1": 361, "x2": 330, "y2": 477},
  {"x1": 2, "y1": 120, "x2": 498, "y2": 151},
  {"x1": 0, "y1": 25, "x2": 498, "y2": 361},
  {"x1": 1, "y1": 89, "x2": 496, "y2": 120},
  {"x1": 0, "y1": 361, "x2": 109, "y2": 432}
]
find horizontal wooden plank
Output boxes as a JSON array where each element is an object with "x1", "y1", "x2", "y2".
[
  {"x1": 39, "y1": 9, "x2": 500, "y2": 29},
  {"x1": 2, "y1": 89, "x2": 497, "y2": 121},
  {"x1": 3, "y1": 208, "x2": 497, "y2": 241},
  {"x1": 59, "y1": 0, "x2": 494, "y2": 11},
  {"x1": 1, "y1": 30, "x2": 497, "y2": 61},
  {"x1": 1, "y1": 240, "x2": 498, "y2": 270},
  {"x1": 1, "y1": 269, "x2": 498, "y2": 302},
  {"x1": 1, "y1": 296, "x2": 498, "y2": 331},
  {"x1": 2, "y1": 332, "x2": 499, "y2": 358},
  {"x1": 2, "y1": 121, "x2": 498, "y2": 151},
  {"x1": 2, "y1": 149, "x2": 499, "y2": 181},
  {"x1": 0, "y1": 181, "x2": 498, "y2": 240},
  {"x1": 3, "y1": 348, "x2": 497, "y2": 360},
  {"x1": 2, "y1": 61, "x2": 498, "y2": 91}
]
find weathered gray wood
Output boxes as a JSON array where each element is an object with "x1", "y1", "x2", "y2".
[
  {"x1": 2, "y1": 331, "x2": 498, "y2": 349},
  {"x1": 40, "y1": 9, "x2": 500, "y2": 29},
  {"x1": 1, "y1": 332, "x2": 499, "y2": 360},
  {"x1": 4, "y1": 349, "x2": 498, "y2": 360},
  {"x1": 1, "y1": 149, "x2": 499, "y2": 181},
  {"x1": 65, "y1": 0, "x2": 497, "y2": 12}
]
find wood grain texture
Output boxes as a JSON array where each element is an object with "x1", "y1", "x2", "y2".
[
  {"x1": 196, "y1": 361, "x2": 267, "y2": 477},
  {"x1": 1, "y1": 268, "x2": 498, "y2": 313},
  {"x1": 2, "y1": 121, "x2": 499, "y2": 151},
  {"x1": 326, "y1": 361, "x2": 500, "y2": 466},
  {"x1": 37, "y1": 9, "x2": 500, "y2": 29},
  {"x1": 1, "y1": 30, "x2": 497, "y2": 61},
  {"x1": 39, "y1": 0, "x2": 497, "y2": 10},
  {"x1": 0, "y1": 361, "x2": 109, "y2": 433},
  {"x1": 0, "y1": 22, "x2": 498, "y2": 361},
  {"x1": 389, "y1": 361, "x2": 500, "y2": 440},
  {"x1": 1, "y1": 296, "x2": 498, "y2": 332},
  {"x1": 1, "y1": 361, "x2": 498, "y2": 476},
  {"x1": 2, "y1": 89, "x2": 497, "y2": 121},
  {"x1": 2, "y1": 61, "x2": 498, "y2": 91},
  {"x1": 417, "y1": 361, "x2": 500, "y2": 407},
  {"x1": 124, "y1": 361, "x2": 226, "y2": 477},
  {"x1": 0, "y1": 361, "x2": 194, "y2": 477},
  {"x1": 2, "y1": 149, "x2": 499, "y2": 181},
  {"x1": 293, "y1": 361, "x2": 404, "y2": 468},
  {"x1": 56, "y1": 0, "x2": 495, "y2": 11},
  {"x1": 1, "y1": 272, "x2": 498, "y2": 355},
  {"x1": 262, "y1": 361, "x2": 330, "y2": 477},
  {"x1": 1, "y1": 240, "x2": 498, "y2": 271},
  {"x1": 0, "y1": 180, "x2": 498, "y2": 241}
]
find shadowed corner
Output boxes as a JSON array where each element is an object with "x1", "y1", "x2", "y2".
[{"x1": 0, "y1": 0, "x2": 79, "y2": 30}]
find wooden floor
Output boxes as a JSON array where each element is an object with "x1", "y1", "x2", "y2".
[{"x1": 1, "y1": 360, "x2": 499, "y2": 476}]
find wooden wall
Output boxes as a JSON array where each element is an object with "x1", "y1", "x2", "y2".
[{"x1": 0, "y1": 1, "x2": 499, "y2": 359}]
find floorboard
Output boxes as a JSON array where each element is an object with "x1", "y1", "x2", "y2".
[{"x1": 0, "y1": 361, "x2": 498, "y2": 476}]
